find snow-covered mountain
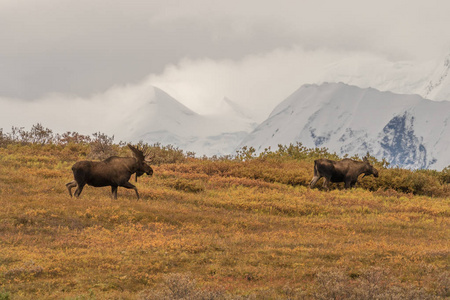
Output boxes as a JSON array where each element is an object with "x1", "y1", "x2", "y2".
[
  {"x1": 116, "y1": 87, "x2": 256, "y2": 156},
  {"x1": 422, "y1": 53, "x2": 450, "y2": 101},
  {"x1": 239, "y1": 82, "x2": 450, "y2": 170}
]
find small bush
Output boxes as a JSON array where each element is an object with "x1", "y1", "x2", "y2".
[
  {"x1": 0, "y1": 291, "x2": 10, "y2": 300},
  {"x1": 364, "y1": 168, "x2": 448, "y2": 197},
  {"x1": 235, "y1": 142, "x2": 341, "y2": 162},
  {"x1": 312, "y1": 268, "x2": 436, "y2": 300},
  {"x1": 0, "y1": 128, "x2": 10, "y2": 148},
  {"x1": 55, "y1": 131, "x2": 91, "y2": 145},
  {"x1": 135, "y1": 142, "x2": 190, "y2": 165},
  {"x1": 4, "y1": 261, "x2": 43, "y2": 280},
  {"x1": 0, "y1": 124, "x2": 55, "y2": 146},
  {"x1": 439, "y1": 166, "x2": 450, "y2": 184},
  {"x1": 87, "y1": 132, "x2": 117, "y2": 160},
  {"x1": 138, "y1": 273, "x2": 225, "y2": 300}
]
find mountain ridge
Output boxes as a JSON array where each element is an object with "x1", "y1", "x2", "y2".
[{"x1": 239, "y1": 82, "x2": 450, "y2": 170}]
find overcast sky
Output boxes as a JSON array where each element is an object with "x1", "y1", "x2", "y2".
[{"x1": 1, "y1": 0, "x2": 450, "y2": 123}]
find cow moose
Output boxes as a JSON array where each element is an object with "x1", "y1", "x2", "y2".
[
  {"x1": 310, "y1": 157, "x2": 379, "y2": 190},
  {"x1": 66, "y1": 144, "x2": 153, "y2": 200}
]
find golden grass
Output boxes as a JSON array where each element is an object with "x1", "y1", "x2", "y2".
[{"x1": 0, "y1": 145, "x2": 448, "y2": 299}]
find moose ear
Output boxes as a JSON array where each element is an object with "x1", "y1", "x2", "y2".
[{"x1": 128, "y1": 144, "x2": 145, "y2": 161}]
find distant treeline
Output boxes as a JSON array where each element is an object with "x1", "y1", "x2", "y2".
[{"x1": 0, "y1": 123, "x2": 192, "y2": 163}]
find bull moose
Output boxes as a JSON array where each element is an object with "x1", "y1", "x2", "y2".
[
  {"x1": 66, "y1": 144, "x2": 153, "y2": 199},
  {"x1": 310, "y1": 157, "x2": 378, "y2": 190}
]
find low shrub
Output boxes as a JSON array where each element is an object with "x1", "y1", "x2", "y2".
[
  {"x1": 359, "y1": 167, "x2": 448, "y2": 197},
  {"x1": 129, "y1": 142, "x2": 192, "y2": 165},
  {"x1": 87, "y1": 132, "x2": 118, "y2": 160},
  {"x1": 439, "y1": 166, "x2": 450, "y2": 184},
  {"x1": 164, "y1": 178, "x2": 205, "y2": 193},
  {"x1": 311, "y1": 268, "x2": 441, "y2": 300},
  {"x1": 138, "y1": 273, "x2": 225, "y2": 300}
]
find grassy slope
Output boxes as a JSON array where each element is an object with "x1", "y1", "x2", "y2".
[{"x1": 0, "y1": 145, "x2": 448, "y2": 299}]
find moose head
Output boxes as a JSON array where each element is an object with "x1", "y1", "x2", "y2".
[
  {"x1": 362, "y1": 156, "x2": 379, "y2": 178},
  {"x1": 127, "y1": 144, "x2": 154, "y2": 182}
]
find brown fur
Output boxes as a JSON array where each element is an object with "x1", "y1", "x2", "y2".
[
  {"x1": 66, "y1": 145, "x2": 153, "y2": 199},
  {"x1": 310, "y1": 157, "x2": 378, "y2": 190}
]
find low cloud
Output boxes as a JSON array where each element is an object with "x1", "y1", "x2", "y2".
[
  {"x1": 0, "y1": 82, "x2": 157, "y2": 140},
  {"x1": 147, "y1": 47, "x2": 436, "y2": 121},
  {"x1": 0, "y1": 45, "x2": 439, "y2": 140},
  {"x1": 1, "y1": 1, "x2": 450, "y2": 100}
]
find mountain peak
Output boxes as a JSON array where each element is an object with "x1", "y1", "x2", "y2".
[{"x1": 149, "y1": 86, "x2": 198, "y2": 116}]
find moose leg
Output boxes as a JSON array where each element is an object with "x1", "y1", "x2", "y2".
[
  {"x1": 344, "y1": 180, "x2": 351, "y2": 189},
  {"x1": 121, "y1": 182, "x2": 140, "y2": 200},
  {"x1": 310, "y1": 176, "x2": 321, "y2": 188},
  {"x1": 74, "y1": 183, "x2": 85, "y2": 198},
  {"x1": 111, "y1": 186, "x2": 118, "y2": 200},
  {"x1": 322, "y1": 177, "x2": 331, "y2": 191},
  {"x1": 66, "y1": 180, "x2": 77, "y2": 197}
]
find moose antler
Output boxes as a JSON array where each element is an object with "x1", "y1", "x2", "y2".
[
  {"x1": 127, "y1": 144, "x2": 145, "y2": 161},
  {"x1": 140, "y1": 144, "x2": 155, "y2": 162},
  {"x1": 145, "y1": 152, "x2": 155, "y2": 162},
  {"x1": 128, "y1": 143, "x2": 155, "y2": 162}
]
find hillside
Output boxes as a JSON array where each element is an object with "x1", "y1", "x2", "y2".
[{"x1": 0, "y1": 142, "x2": 448, "y2": 299}]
